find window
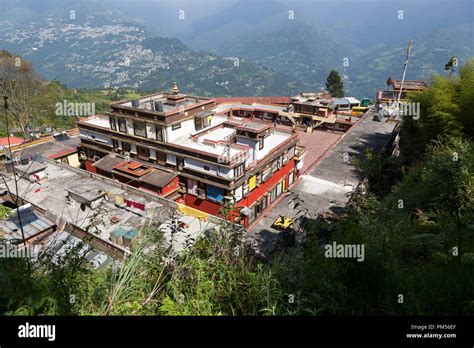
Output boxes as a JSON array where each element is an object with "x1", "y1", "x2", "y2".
[
  {"x1": 197, "y1": 182, "x2": 206, "y2": 199},
  {"x1": 156, "y1": 126, "x2": 164, "y2": 142},
  {"x1": 187, "y1": 179, "x2": 198, "y2": 195},
  {"x1": 234, "y1": 163, "x2": 244, "y2": 177},
  {"x1": 122, "y1": 142, "x2": 131, "y2": 153},
  {"x1": 195, "y1": 118, "x2": 203, "y2": 131},
  {"x1": 288, "y1": 171, "x2": 295, "y2": 186},
  {"x1": 276, "y1": 182, "x2": 283, "y2": 196},
  {"x1": 283, "y1": 151, "x2": 289, "y2": 164},
  {"x1": 255, "y1": 198, "x2": 266, "y2": 216},
  {"x1": 243, "y1": 184, "x2": 250, "y2": 197},
  {"x1": 172, "y1": 123, "x2": 181, "y2": 130},
  {"x1": 137, "y1": 146, "x2": 150, "y2": 159},
  {"x1": 270, "y1": 186, "x2": 277, "y2": 203},
  {"x1": 259, "y1": 137, "x2": 264, "y2": 150},
  {"x1": 157, "y1": 151, "x2": 167, "y2": 164},
  {"x1": 133, "y1": 121, "x2": 147, "y2": 138},
  {"x1": 271, "y1": 160, "x2": 277, "y2": 173},
  {"x1": 176, "y1": 156, "x2": 184, "y2": 169},
  {"x1": 203, "y1": 165, "x2": 210, "y2": 171},
  {"x1": 262, "y1": 170, "x2": 271, "y2": 182},
  {"x1": 207, "y1": 185, "x2": 224, "y2": 203},
  {"x1": 248, "y1": 206, "x2": 256, "y2": 224},
  {"x1": 234, "y1": 186, "x2": 243, "y2": 202},
  {"x1": 110, "y1": 117, "x2": 117, "y2": 131},
  {"x1": 288, "y1": 146, "x2": 296, "y2": 159},
  {"x1": 112, "y1": 139, "x2": 119, "y2": 152},
  {"x1": 118, "y1": 118, "x2": 127, "y2": 133}
]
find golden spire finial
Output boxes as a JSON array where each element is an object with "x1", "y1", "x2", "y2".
[{"x1": 172, "y1": 77, "x2": 179, "y2": 94}]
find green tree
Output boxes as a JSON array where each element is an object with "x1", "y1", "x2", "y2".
[
  {"x1": 401, "y1": 59, "x2": 474, "y2": 163},
  {"x1": 326, "y1": 70, "x2": 344, "y2": 98}
]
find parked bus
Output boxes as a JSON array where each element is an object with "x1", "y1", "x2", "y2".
[{"x1": 351, "y1": 106, "x2": 369, "y2": 116}]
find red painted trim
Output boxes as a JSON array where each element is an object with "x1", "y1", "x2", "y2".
[
  {"x1": 85, "y1": 160, "x2": 97, "y2": 173},
  {"x1": 161, "y1": 176, "x2": 179, "y2": 196},
  {"x1": 47, "y1": 148, "x2": 77, "y2": 159},
  {"x1": 184, "y1": 194, "x2": 222, "y2": 216},
  {"x1": 236, "y1": 159, "x2": 295, "y2": 209}
]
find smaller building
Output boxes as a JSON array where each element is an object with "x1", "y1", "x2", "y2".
[
  {"x1": 344, "y1": 97, "x2": 361, "y2": 108},
  {"x1": 290, "y1": 92, "x2": 332, "y2": 117},
  {"x1": 0, "y1": 136, "x2": 25, "y2": 154},
  {"x1": 92, "y1": 153, "x2": 179, "y2": 199},
  {"x1": 328, "y1": 98, "x2": 351, "y2": 111},
  {"x1": 283, "y1": 93, "x2": 360, "y2": 132},
  {"x1": 3, "y1": 132, "x2": 80, "y2": 167},
  {"x1": 376, "y1": 80, "x2": 427, "y2": 104},
  {"x1": 392, "y1": 80, "x2": 427, "y2": 93},
  {"x1": 0, "y1": 203, "x2": 56, "y2": 243}
]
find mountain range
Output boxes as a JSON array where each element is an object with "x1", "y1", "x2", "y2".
[
  {"x1": 0, "y1": 0, "x2": 472, "y2": 98},
  {"x1": 0, "y1": 0, "x2": 303, "y2": 96}
]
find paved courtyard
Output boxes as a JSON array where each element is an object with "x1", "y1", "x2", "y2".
[
  {"x1": 248, "y1": 112, "x2": 398, "y2": 256},
  {"x1": 296, "y1": 129, "x2": 342, "y2": 173}
]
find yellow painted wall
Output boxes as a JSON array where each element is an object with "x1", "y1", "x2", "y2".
[
  {"x1": 66, "y1": 154, "x2": 81, "y2": 167},
  {"x1": 249, "y1": 175, "x2": 256, "y2": 191}
]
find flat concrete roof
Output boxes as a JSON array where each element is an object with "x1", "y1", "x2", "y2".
[
  {"x1": 237, "y1": 121, "x2": 269, "y2": 132},
  {"x1": 82, "y1": 116, "x2": 110, "y2": 128},
  {"x1": 14, "y1": 135, "x2": 80, "y2": 160},
  {"x1": 0, "y1": 158, "x2": 218, "y2": 254},
  {"x1": 15, "y1": 162, "x2": 48, "y2": 176}
]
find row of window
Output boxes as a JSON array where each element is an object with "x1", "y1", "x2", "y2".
[
  {"x1": 111, "y1": 139, "x2": 167, "y2": 163},
  {"x1": 109, "y1": 116, "x2": 169, "y2": 142}
]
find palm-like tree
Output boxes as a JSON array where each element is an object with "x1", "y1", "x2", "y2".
[{"x1": 444, "y1": 57, "x2": 458, "y2": 77}]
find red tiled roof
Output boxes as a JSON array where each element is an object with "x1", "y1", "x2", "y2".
[
  {"x1": 47, "y1": 147, "x2": 77, "y2": 159},
  {"x1": 113, "y1": 161, "x2": 152, "y2": 177},
  {"x1": 0, "y1": 136, "x2": 25, "y2": 147},
  {"x1": 214, "y1": 96, "x2": 290, "y2": 104}
]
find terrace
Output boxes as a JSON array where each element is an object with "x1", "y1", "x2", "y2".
[{"x1": 172, "y1": 123, "x2": 249, "y2": 162}]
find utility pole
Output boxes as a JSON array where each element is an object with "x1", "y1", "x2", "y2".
[
  {"x1": 396, "y1": 41, "x2": 413, "y2": 104},
  {"x1": 3, "y1": 95, "x2": 30, "y2": 275}
]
